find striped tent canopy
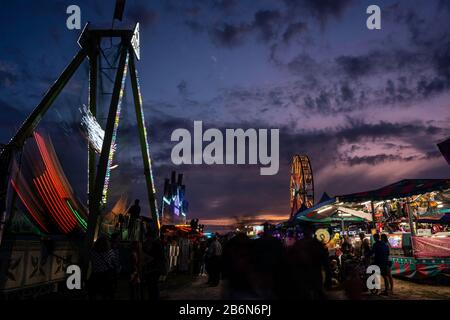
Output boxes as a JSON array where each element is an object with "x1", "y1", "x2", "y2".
[{"x1": 296, "y1": 205, "x2": 372, "y2": 223}]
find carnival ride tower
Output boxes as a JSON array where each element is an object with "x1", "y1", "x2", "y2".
[
  {"x1": 0, "y1": 18, "x2": 159, "y2": 251},
  {"x1": 161, "y1": 171, "x2": 189, "y2": 226}
]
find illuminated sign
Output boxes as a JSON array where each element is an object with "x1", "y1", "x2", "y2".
[{"x1": 131, "y1": 23, "x2": 140, "y2": 60}]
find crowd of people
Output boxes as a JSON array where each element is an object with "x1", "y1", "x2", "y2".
[
  {"x1": 203, "y1": 226, "x2": 395, "y2": 300},
  {"x1": 87, "y1": 231, "x2": 166, "y2": 300},
  {"x1": 87, "y1": 208, "x2": 395, "y2": 300}
]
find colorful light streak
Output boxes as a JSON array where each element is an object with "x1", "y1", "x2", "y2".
[
  {"x1": 163, "y1": 196, "x2": 171, "y2": 205},
  {"x1": 34, "y1": 132, "x2": 68, "y2": 198},
  {"x1": 38, "y1": 175, "x2": 72, "y2": 233},
  {"x1": 29, "y1": 131, "x2": 88, "y2": 233},
  {"x1": 10, "y1": 179, "x2": 49, "y2": 233},
  {"x1": 80, "y1": 104, "x2": 104, "y2": 154},
  {"x1": 67, "y1": 200, "x2": 87, "y2": 229},
  {"x1": 33, "y1": 176, "x2": 71, "y2": 233},
  {"x1": 102, "y1": 53, "x2": 129, "y2": 204},
  {"x1": 41, "y1": 172, "x2": 77, "y2": 228}
]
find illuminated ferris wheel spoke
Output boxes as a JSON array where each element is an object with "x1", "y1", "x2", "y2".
[{"x1": 290, "y1": 154, "x2": 314, "y2": 218}]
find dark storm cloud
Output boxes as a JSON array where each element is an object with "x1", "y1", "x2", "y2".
[
  {"x1": 137, "y1": 103, "x2": 446, "y2": 172},
  {"x1": 344, "y1": 154, "x2": 416, "y2": 166},
  {"x1": 127, "y1": 4, "x2": 159, "y2": 27},
  {"x1": 177, "y1": 80, "x2": 188, "y2": 96},
  {"x1": 408, "y1": 38, "x2": 450, "y2": 96},
  {"x1": 335, "y1": 119, "x2": 444, "y2": 143},
  {"x1": 212, "y1": 0, "x2": 237, "y2": 12},
  {"x1": 417, "y1": 77, "x2": 448, "y2": 97},
  {"x1": 0, "y1": 68, "x2": 17, "y2": 87},
  {"x1": 283, "y1": 22, "x2": 308, "y2": 43},
  {"x1": 164, "y1": 0, "x2": 236, "y2": 15},
  {"x1": 184, "y1": 20, "x2": 206, "y2": 34},
  {"x1": 276, "y1": 118, "x2": 446, "y2": 163},
  {"x1": 253, "y1": 10, "x2": 282, "y2": 42},
  {"x1": 209, "y1": 9, "x2": 283, "y2": 48},
  {"x1": 439, "y1": 0, "x2": 450, "y2": 11},
  {"x1": 282, "y1": 0, "x2": 354, "y2": 25},
  {"x1": 340, "y1": 83, "x2": 355, "y2": 103},
  {"x1": 342, "y1": 150, "x2": 444, "y2": 167},
  {"x1": 277, "y1": 39, "x2": 450, "y2": 112},
  {"x1": 397, "y1": 10, "x2": 427, "y2": 46},
  {"x1": 433, "y1": 40, "x2": 450, "y2": 80},
  {"x1": 186, "y1": 0, "x2": 351, "y2": 49},
  {"x1": 210, "y1": 23, "x2": 252, "y2": 48},
  {"x1": 333, "y1": 48, "x2": 427, "y2": 78},
  {"x1": 0, "y1": 100, "x2": 24, "y2": 142},
  {"x1": 286, "y1": 53, "x2": 320, "y2": 75},
  {"x1": 335, "y1": 55, "x2": 375, "y2": 78}
]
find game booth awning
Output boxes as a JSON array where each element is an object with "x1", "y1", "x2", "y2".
[
  {"x1": 295, "y1": 201, "x2": 373, "y2": 223},
  {"x1": 336, "y1": 179, "x2": 450, "y2": 280}
]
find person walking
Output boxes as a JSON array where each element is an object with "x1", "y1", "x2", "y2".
[
  {"x1": 372, "y1": 233, "x2": 391, "y2": 295},
  {"x1": 128, "y1": 199, "x2": 141, "y2": 240},
  {"x1": 142, "y1": 233, "x2": 166, "y2": 300},
  {"x1": 206, "y1": 234, "x2": 222, "y2": 287},
  {"x1": 129, "y1": 241, "x2": 142, "y2": 300},
  {"x1": 381, "y1": 234, "x2": 394, "y2": 294},
  {"x1": 359, "y1": 233, "x2": 371, "y2": 267},
  {"x1": 287, "y1": 225, "x2": 328, "y2": 300},
  {"x1": 341, "y1": 235, "x2": 354, "y2": 258},
  {"x1": 110, "y1": 233, "x2": 122, "y2": 298},
  {"x1": 88, "y1": 236, "x2": 116, "y2": 300}
]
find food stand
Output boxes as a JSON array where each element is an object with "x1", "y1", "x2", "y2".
[
  {"x1": 294, "y1": 193, "x2": 372, "y2": 239},
  {"x1": 337, "y1": 179, "x2": 450, "y2": 280}
]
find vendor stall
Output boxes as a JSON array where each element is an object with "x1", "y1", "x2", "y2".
[
  {"x1": 294, "y1": 193, "x2": 372, "y2": 238},
  {"x1": 337, "y1": 179, "x2": 450, "y2": 281}
]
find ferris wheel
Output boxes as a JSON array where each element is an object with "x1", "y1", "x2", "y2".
[{"x1": 290, "y1": 154, "x2": 314, "y2": 218}]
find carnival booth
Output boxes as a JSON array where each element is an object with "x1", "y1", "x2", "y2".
[
  {"x1": 160, "y1": 224, "x2": 204, "y2": 274},
  {"x1": 295, "y1": 193, "x2": 372, "y2": 234},
  {"x1": 292, "y1": 193, "x2": 372, "y2": 260},
  {"x1": 338, "y1": 179, "x2": 450, "y2": 281}
]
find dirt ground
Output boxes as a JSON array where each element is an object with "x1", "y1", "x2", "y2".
[{"x1": 161, "y1": 275, "x2": 450, "y2": 300}]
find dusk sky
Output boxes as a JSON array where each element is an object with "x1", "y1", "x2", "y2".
[{"x1": 1, "y1": 0, "x2": 450, "y2": 231}]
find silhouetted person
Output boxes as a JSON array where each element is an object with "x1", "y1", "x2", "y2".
[
  {"x1": 221, "y1": 233, "x2": 255, "y2": 299},
  {"x1": 341, "y1": 235, "x2": 354, "y2": 258},
  {"x1": 206, "y1": 234, "x2": 222, "y2": 286},
  {"x1": 142, "y1": 233, "x2": 165, "y2": 300},
  {"x1": 128, "y1": 199, "x2": 141, "y2": 240},
  {"x1": 116, "y1": 213, "x2": 125, "y2": 239},
  {"x1": 381, "y1": 233, "x2": 394, "y2": 294},
  {"x1": 88, "y1": 236, "x2": 115, "y2": 300},
  {"x1": 129, "y1": 241, "x2": 142, "y2": 300},
  {"x1": 341, "y1": 235, "x2": 355, "y2": 282},
  {"x1": 192, "y1": 240, "x2": 203, "y2": 276},
  {"x1": 287, "y1": 225, "x2": 328, "y2": 300},
  {"x1": 372, "y1": 233, "x2": 390, "y2": 295},
  {"x1": 251, "y1": 231, "x2": 287, "y2": 299},
  {"x1": 110, "y1": 233, "x2": 122, "y2": 298},
  {"x1": 360, "y1": 232, "x2": 371, "y2": 267}
]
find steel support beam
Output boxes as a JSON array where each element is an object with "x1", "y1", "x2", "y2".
[
  {"x1": 128, "y1": 51, "x2": 160, "y2": 235},
  {"x1": 87, "y1": 46, "x2": 98, "y2": 210},
  {"x1": 85, "y1": 42, "x2": 128, "y2": 254}
]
